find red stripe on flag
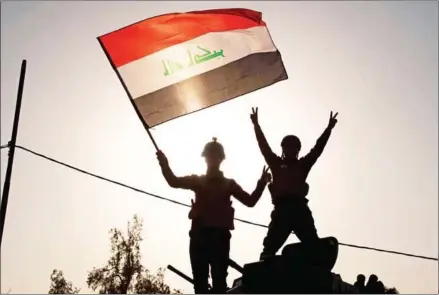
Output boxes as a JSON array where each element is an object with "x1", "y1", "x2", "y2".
[{"x1": 98, "y1": 8, "x2": 265, "y2": 68}]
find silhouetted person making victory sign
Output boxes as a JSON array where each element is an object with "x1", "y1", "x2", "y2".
[
  {"x1": 250, "y1": 107, "x2": 339, "y2": 262},
  {"x1": 156, "y1": 138, "x2": 271, "y2": 294}
]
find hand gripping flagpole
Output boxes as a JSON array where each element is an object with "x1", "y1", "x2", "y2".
[
  {"x1": 97, "y1": 38, "x2": 159, "y2": 152},
  {"x1": 0, "y1": 60, "x2": 27, "y2": 247}
]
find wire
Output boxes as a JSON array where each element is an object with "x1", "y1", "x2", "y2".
[
  {"x1": 0, "y1": 143, "x2": 9, "y2": 149},
  {"x1": 4, "y1": 144, "x2": 439, "y2": 262}
]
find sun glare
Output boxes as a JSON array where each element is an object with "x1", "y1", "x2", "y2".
[{"x1": 156, "y1": 99, "x2": 263, "y2": 186}]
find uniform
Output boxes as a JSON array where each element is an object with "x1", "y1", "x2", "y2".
[
  {"x1": 253, "y1": 123, "x2": 333, "y2": 261},
  {"x1": 158, "y1": 153, "x2": 267, "y2": 293}
]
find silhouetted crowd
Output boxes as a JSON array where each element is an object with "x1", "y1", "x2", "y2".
[{"x1": 354, "y1": 274, "x2": 399, "y2": 294}]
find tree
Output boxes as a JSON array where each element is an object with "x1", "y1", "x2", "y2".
[
  {"x1": 86, "y1": 215, "x2": 181, "y2": 294},
  {"x1": 135, "y1": 268, "x2": 181, "y2": 294},
  {"x1": 48, "y1": 269, "x2": 80, "y2": 294}
]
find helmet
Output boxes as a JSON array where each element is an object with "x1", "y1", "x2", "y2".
[
  {"x1": 281, "y1": 135, "x2": 301, "y2": 151},
  {"x1": 202, "y1": 137, "x2": 225, "y2": 160}
]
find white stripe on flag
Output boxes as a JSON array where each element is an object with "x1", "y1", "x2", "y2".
[{"x1": 117, "y1": 26, "x2": 277, "y2": 99}]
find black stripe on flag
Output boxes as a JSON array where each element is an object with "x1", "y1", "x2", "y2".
[{"x1": 134, "y1": 50, "x2": 288, "y2": 127}]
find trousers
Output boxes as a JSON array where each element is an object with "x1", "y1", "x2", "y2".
[
  {"x1": 260, "y1": 197, "x2": 319, "y2": 260},
  {"x1": 189, "y1": 226, "x2": 231, "y2": 294}
]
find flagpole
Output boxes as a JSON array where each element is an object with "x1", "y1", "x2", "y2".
[
  {"x1": 0, "y1": 59, "x2": 27, "y2": 247},
  {"x1": 96, "y1": 38, "x2": 159, "y2": 152}
]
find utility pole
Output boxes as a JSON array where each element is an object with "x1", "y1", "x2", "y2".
[{"x1": 0, "y1": 60, "x2": 27, "y2": 247}]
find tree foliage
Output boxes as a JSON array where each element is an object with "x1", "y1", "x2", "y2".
[
  {"x1": 86, "y1": 215, "x2": 181, "y2": 294},
  {"x1": 48, "y1": 269, "x2": 80, "y2": 294},
  {"x1": 134, "y1": 268, "x2": 178, "y2": 294}
]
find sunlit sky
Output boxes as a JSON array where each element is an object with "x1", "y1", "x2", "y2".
[{"x1": 1, "y1": 1, "x2": 438, "y2": 293}]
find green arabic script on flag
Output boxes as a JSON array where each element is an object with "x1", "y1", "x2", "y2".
[{"x1": 162, "y1": 46, "x2": 225, "y2": 76}]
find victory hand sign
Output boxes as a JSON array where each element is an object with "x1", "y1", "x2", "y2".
[
  {"x1": 259, "y1": 166, "x2": 272, "y2": 184},
  {"x1": 328, "y1": 111, "x2": 339, "y2": 130},
  {"x1": 250, "y1": 107, "x2": 259, "y2": 125}
]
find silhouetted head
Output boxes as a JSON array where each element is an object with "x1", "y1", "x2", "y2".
[
  {"x1": 357, "y1": 274, "x2": 366, "y2": 284},
  {"x1": 202, "y1": 137, "x2": 225, "y2": 168},
  {"x1": 281, "y1": 135, "x2": 301, "y2": 159},
  {"x1": 368, "y1": 274, "x2": 378, "y2": 284}
]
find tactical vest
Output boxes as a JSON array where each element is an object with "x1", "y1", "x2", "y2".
[{"x1": 189, "y1": 175, "x2": 236, "y2": 230}]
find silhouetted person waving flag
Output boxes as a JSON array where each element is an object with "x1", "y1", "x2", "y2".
[
  {"x1": 156, "y1": 138, "x2": 271, "y2": 294},
  {"x1": 250, "y1": 107, "x2": 338, "y2": 261}
]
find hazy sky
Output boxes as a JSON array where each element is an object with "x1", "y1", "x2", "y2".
[{"x1": 1, "y1": 1, "x2": 437, "y2": 293}]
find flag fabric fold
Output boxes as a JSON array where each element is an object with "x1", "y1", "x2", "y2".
[{"x1": 98, "y1": 8, "x2": 288, "y2": 127}]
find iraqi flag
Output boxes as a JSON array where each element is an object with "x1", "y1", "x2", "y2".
[{"x1": 98, "y1": 8, "x2": 288, "y2": 127}]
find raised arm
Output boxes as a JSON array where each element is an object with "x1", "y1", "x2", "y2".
[
  {"x1": 156, "y1": 150, "x2": 198, "y2": 190},
  {"x1": 231, "y1": 166, "x2": 271, "y2": 207},
  {"x1": 251, "y1": 107, "x2": 278, "y2": 168},
  {"x1": 302, "y1": 111, "x2": 338, "y2": 174}
]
